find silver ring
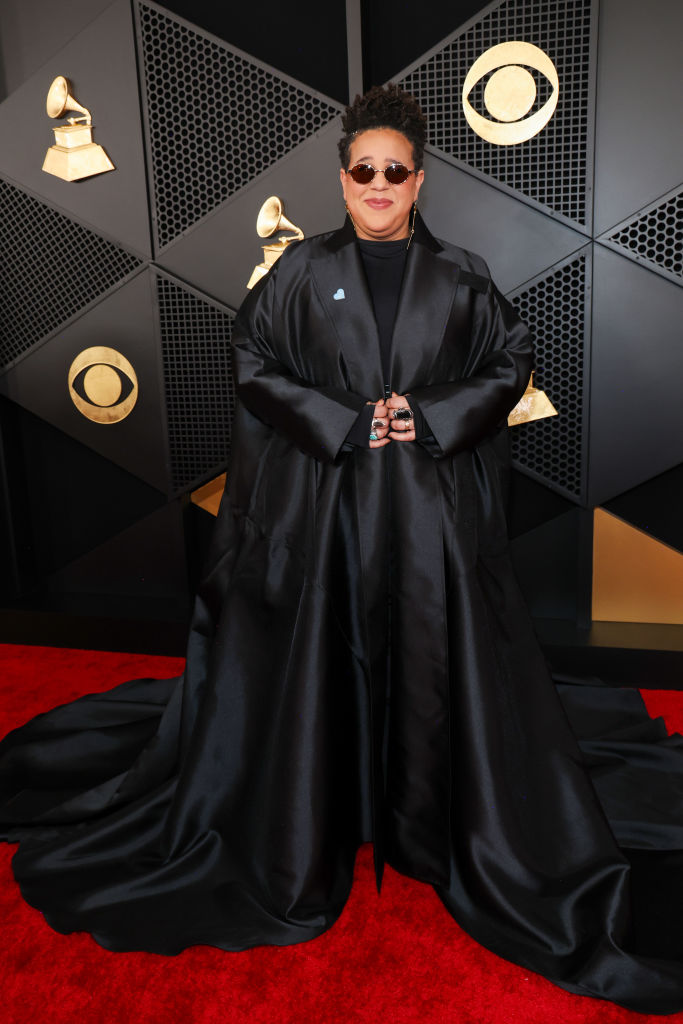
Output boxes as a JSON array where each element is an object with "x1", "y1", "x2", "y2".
[{"x1": 371, "y1": 418, "x2": 385, "y2": 429}]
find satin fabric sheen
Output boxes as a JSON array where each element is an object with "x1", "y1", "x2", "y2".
[{"x1": 2, "y1": 215, "x2": 683, "y2": 1013}]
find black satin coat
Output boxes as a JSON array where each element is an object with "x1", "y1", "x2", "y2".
[{"x1": 2, "y1": 214, "x2": 683, "y2": 1014}]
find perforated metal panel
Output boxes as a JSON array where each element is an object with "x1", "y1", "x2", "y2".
[
  {"x1": 0, "y1": 178, "x2": 143, "y2": 371},
  {"x1": 605, "y1": 187, "x2": 683, "y2": 284},
  {"x1": 137, "y1": 0, "x2": 341, "y2": 251},
  {"x1": 157, "y1": 274, "x2": 236, "y2": 494},
  {"x1": 508, "y1": 250, "x2": 590, "y2": 501},
  {"x1": 398, "y1": 0, "x2": 595, "y2": 227}
]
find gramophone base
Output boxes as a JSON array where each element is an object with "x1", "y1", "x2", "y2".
[
  {"x1": 508, "y1": 388, "x2": 558, "y2": 426},
  {"x1": 247, "y1": 263, "x2": 270, "y2": 290},
  {"x1": 42, "y1": 142, "x2": 115, "y2": 182}
]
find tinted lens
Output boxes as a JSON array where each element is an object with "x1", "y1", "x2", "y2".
[
  {"x1": 383, "y1": 163, "x2": 412, "y2": 184},
  {"x1": 348, "y1": 163, "x2": 375, "y2": 184}
]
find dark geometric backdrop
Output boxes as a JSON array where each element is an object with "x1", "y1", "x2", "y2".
[{"x1": 0, "y1": 0, "x2": 681, "y2": 640}]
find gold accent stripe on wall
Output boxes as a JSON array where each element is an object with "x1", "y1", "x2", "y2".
[{"x1": 593, "y1": 508, "x2": 683, "y2": 624}]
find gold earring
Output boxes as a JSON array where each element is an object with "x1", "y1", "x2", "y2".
[{"x1": 405, "y1": 203, "x2": 417, "y2": 251}]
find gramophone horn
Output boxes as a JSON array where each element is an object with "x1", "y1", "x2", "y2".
[
  {"x1": 46, "y1": 76, "x2": 91, "y2": 123},
  {"x1": 256, "y1": 197, "x2": 282, "y2": 237},
  {"x1": 256, "y1": 196, "x2": 303, "y2": 240}
]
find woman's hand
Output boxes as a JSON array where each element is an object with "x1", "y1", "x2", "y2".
[
  {"x1": 386, "y1": 392, "x2": 415, "y2": 442},
  {"x1": 369, "y1": 400, "x2": 391, "y2": 448}
]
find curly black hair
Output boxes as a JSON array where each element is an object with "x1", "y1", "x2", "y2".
[{"x1": 338, "y1": 83, "x2": 427, "y2": 170}]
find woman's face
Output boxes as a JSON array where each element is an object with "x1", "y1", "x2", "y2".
[{"x1": 340, "y1": 128, "x2": 424, "y2": 241}]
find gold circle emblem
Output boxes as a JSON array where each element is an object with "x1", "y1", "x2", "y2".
[
  {"x1": 68, "y1": 347, "x2": 138, "y2": 423},
  {"x1": 83, "y1": 364, "x2": 123, "y2": 406},
  {"x1": 462, "y1": 41, "x2": 559, "y2": 145},
  {"x1": 484, "y1": 65, "x2": 536, "y2": 122}
]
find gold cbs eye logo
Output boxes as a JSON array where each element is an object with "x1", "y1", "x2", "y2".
[
  {"x1": 68, "y1": 346, "x2": 138, "y2": 424},
  {"x1": 462, "y1": 41, "x2": 559, "y2": 145}
]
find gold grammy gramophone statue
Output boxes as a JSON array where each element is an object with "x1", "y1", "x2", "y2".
[
  {"x1": 42, "y1": 76, "x2": 115, "y2": 182},
  {"x1": 247, "y1": 196, "x2": 304, "y2": 289},
  {"x1": 508, "y1": 373, "x2": 558, "y2": 426}
]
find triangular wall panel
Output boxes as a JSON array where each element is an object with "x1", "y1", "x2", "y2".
[
  {"x1": 154, "y1": 272, "x2": 236, "y2": 495},
  {"x1": 397, "y1": 0, "x2": 596, "y2": 230},
  {"x1": 0, "y1": 269, "x2": 169, "y2": 493},
  {"x1": 593, "y1": 508, "x2": 683, "y2": 624},
  {"x1": 0, "y1": 0, "x2": 152, "y2": 257},
  {"x1": 604, "y1": 463, "x2": 683, "y2": 554},
  {"x1": 135, "y1": 0, "x2": 341, "y2": 252},
  {"x1": 589, "y1": 245, "x2": 683, "y2": 506},
  {"x1": 0, "y1": 177, "x2": 143, "y2": 371},
  {"x1": 592, "y1": 0, "x2": 683, "y2": 236},
  {"x1": 47, "y1": 501, "x2": 189, "y2": 603},
  {"x1": 191, "y1": 474, "x2": 226, "y2": 518},
  {"x1": 508, "y1": 248, "x2": 591, "y2": 503},
  {"x1": 509, "y1": 508, "x2": 583, "y2": 621},
  {"x1": 6, "y1": 402, "x2": 166, "y2": 578},
  {"x1": 597, "y1": 186, "x2": 683, "y2": 287}
]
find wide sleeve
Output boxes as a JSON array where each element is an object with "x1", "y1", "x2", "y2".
[
  {"x1": 343, "y1": 403, "x2": 374, "y2": 448},
  {"x1": 231, "y1": 267, "x2": 370, "y2": 464},
  {"x1": 407, "y1": 281, "x2": 532, "y2": 459}
]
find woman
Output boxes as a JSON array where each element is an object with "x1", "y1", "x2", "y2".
[{"x1": 1, "y1": 85, "x2": 683, "y2": 1014}]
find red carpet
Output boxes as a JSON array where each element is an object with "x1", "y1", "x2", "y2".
[{"x1": 2, "y1": 643, "x2": 683, "y2": 1024}]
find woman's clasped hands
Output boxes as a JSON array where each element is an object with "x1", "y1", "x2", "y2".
[{"x1": 368, "y1": 392, "x2": 416, "y2": 448}]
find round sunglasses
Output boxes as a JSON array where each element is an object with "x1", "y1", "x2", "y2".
[{"x1": 346, "y1": 162, "x2": 417, "y2": 185}]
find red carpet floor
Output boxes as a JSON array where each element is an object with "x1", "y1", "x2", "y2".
[{"x1": 2, "y1": 643, "x2": 683, "y2": 1024}]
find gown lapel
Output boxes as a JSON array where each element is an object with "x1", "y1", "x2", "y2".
[
  {"x1": 309, "y1": 220, "x2": 384, "y2": 401},
  {"x1": 389, "y1": 213, "x2": 462, "y2": 395}
]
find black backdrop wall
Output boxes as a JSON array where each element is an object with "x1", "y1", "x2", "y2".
[{"x1": 0, "y1": 0, "x2": 681, "y2": 653}]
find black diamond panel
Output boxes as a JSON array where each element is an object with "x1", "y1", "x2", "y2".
[
  {"x1": 608, "y1": 188, "x2": 683, "y2": 282},
  {"x1": 138, "y1": 1, "x2": 340, "y2": 250},
  {"x1": 0, "y1": 178, "x2": 143, "y2": 371},
  {"x1": 604, "y1": 462, "x2": 683, "y2": 555},
  {"x1": 398, "y1": 0, "x2": 594, "y2": 226},
  {"x1": 157, "y1": 275, "x2": 236, "y2": 494},
  {"x1": 509, "y1": 252, "x2": 589, "y2": 500}
]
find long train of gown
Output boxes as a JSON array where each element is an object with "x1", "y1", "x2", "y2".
[{"x1": 2, "y1": 500, "x2": 683, "y2": 1014}]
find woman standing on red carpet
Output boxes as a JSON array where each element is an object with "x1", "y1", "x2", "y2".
[{"x1": 2, "y1": 84, "x2": 683, "y2": 1015}]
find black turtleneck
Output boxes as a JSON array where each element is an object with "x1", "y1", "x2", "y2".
[{"x1": 358, "y1": 236, "x2": 408, "y2": 384}]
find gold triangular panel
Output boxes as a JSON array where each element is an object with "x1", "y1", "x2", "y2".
[
  {"x1": 593, "y1": 508, "x2": 683, "y2": 625},
  {"x1": 191, "y1": 474, "x2": 226, "y2": 517}
]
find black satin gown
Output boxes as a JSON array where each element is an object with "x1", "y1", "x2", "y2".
[{"x1": 2, "y1": 215, "x2": 683, "y2": 1014}]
